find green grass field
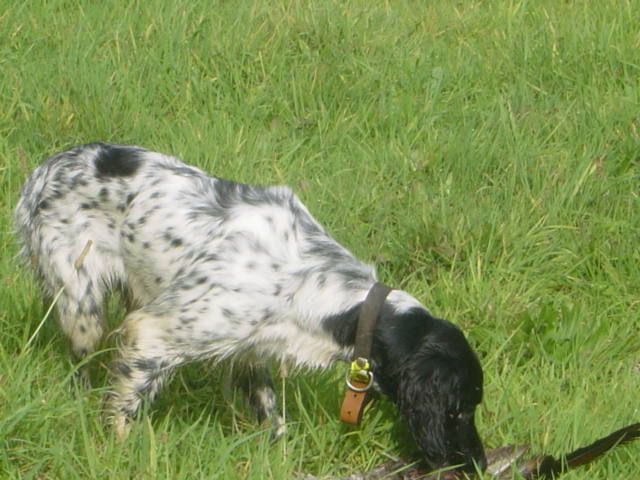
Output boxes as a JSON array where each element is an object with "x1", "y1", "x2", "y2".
[{"x1": 1, "y1": 0, "x2": 639, "y2": 478}]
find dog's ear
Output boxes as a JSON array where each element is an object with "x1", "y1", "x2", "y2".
[
  {"x1": 395, "y1": 346, "x2": 486, "y2": 472},
  {"x1": 395, "y1": 354, "x2": 460, "y2": 467}
]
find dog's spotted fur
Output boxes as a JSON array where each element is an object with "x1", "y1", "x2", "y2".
[{"x1": 15, "y1": 143, "x2": 486, "y2": 472}]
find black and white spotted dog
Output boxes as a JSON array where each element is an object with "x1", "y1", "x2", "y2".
[{"x1": 15, "y1": 143, "x2": 486, "y2": 473}]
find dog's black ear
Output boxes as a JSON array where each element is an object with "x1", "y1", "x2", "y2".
[
  {"x1": 395, "y1": 355, "x2": 458, "y2": 467},
  {"x1": 394, "y1": 343, "x2": 485, "y2": 472}
]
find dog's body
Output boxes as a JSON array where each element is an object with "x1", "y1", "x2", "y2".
[{"x1": 15, "y1": 143, "x2": 485, "y2": 472}]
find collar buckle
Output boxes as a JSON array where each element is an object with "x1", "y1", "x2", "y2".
[
  {"x1": 345, "y1": 357, "x2": 374, "y2": 392},
  {"x1": 339, "y1": 282, "x2": 392, "y2": 425}
]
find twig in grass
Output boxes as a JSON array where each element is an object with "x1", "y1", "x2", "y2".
[
  {"x1": 23, "y1": 285, "x2": 65, "y2": 351},
  {"x1": 74, "y1": 239, "x2": 93, "y2": 270}
]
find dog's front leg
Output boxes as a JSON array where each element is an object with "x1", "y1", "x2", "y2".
[
  {"x1": 107, "y1": 310, "x2": 177, "y2": 441},
  {"x1": 235, "y1": 364, "x2": 285, "y2": 438}
]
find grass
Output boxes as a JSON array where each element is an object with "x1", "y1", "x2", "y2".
[{"x1": 1, "y1": 0, "x2": 639, "y2": 478}]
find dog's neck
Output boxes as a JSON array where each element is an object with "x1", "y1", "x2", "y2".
[
  {"x1": 320, "y1": 288, "x2": 429, "y2": 362},
  {"x1": 245, "y1": 280, "x2": 428, "y2": 370}
]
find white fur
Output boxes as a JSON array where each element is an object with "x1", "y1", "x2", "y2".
[{"x1": 15, "y1": 142, "x2": 430, "y2": 438}]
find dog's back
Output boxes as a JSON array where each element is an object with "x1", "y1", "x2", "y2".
[{"x1": 15, "y1": 143, "x2": 375, "y2": 365}]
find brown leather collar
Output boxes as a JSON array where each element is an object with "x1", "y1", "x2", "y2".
[{"x1": 340, "y1": 282, "x2": 392, "y2": 425}]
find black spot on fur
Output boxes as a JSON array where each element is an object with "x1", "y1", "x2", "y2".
[
  {"x1": 171, "y1": 238, "x2": 183, "y2": 247},
  {"x1": 261, "y1": 309, "x2": 274, "y2": 322},
  {"x1": 133, "y1": 358, "x2": 158, "y2": 371},
  {"x1": 200, "y1": 253, "x2": 219, "y2": 263},
  {"x1": 80, "y1": 201, "x2": 99, "y2": 210},
  {"x1": 94, "y1": 144, "x2": 144, "y2": 178},
  {"x1": 116, "y1": 361, "x2": 133, "y2": 379},
  {"x1": 50, "y1": 189, "x2": 66, "y2": 200},
  {"x1": 70, "y1": 174, "x2": 89, "y2": 188},
  {"x1": 179, "y1": 316, "x2": 196, "y2": 325},
  {"x1": 99, "y1": 187, "x2": 110, "y2": 201}
]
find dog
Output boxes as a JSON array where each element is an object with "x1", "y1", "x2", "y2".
[{"x1": 15, "y1": 143, "x2": 486, "y2": 473}]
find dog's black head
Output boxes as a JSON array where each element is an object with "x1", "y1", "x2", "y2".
[{"x1": 373, "y1": 307, "x2": 486, "y2": 474}]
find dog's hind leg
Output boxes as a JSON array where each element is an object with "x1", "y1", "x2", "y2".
[
  {"x1": 31, "y1": 234, "x2": 117, "y2": 386},
  {"x1": 235, "y1": 365, "x2": 285, "y2": 437},
  {"x1": 54, "y1": 286, "x2": 105, "y2": 386}
]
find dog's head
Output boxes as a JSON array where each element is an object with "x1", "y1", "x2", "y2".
[{"x1": 374, "y1": 308, "x2": 486, "y2": 474}]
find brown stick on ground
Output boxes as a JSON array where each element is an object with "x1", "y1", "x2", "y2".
[
  {"x1": 509, "y1": 422, "x2": 640, "y2": 479},
  {"x1": 298, "y1": 422, "x2": 640, "y2": 480}
]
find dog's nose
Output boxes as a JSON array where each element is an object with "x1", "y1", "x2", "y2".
[
  {"x1": 460, "y1": 449, "x2": 487, "y2": 474},
  {"x1": 474, "y1": 450, "x2": 488, "y2": 472}
]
